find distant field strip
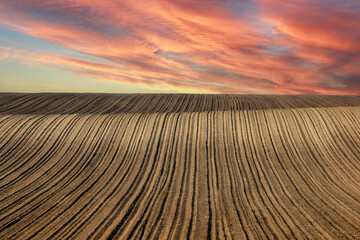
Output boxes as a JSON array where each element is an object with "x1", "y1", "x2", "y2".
[{"x1": 0, "y1": 94, "x2": 359, "y2": 239}]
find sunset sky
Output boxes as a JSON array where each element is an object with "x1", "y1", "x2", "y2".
[{"x1": 0, "y1": 0, "x2": 359, "y2": 94}]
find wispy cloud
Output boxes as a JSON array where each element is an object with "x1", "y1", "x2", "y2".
[
  {"x1": 0, "y1": 0, "x2": 359, "y2": 94},
  {"x1": 0, "y1": 46, "x2": 15, "y2": 60}
]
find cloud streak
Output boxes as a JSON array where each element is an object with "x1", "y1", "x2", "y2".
[{"x1": 0, "y1": 0, "x2": 359, "y2": 94}]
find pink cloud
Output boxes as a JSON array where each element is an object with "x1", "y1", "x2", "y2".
[
  {"x1": 0, "y1": 0, "x2": 359, "y2": 94},
  {"x1": 0, "y1": 47, "x2": 12, "y2": 61}
]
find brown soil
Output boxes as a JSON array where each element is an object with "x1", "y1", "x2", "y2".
[{"x1": 0, "y1": 93, "x2": 359, "y2": 239}]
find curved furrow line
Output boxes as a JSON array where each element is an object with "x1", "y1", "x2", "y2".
[
  {"x1": 220, "y1": 111, "x2": 252, "y2": 239},
  {"x1": 120, "y1": 113, "x2": 184, "y2": 239},
  {"x1": 107, "y1": 113, "x2": 181, "y2": 239},
  {"x1": 215, "y1": 111, "x2": 248, "y2": 239},
  {"x1": 7, "y1": 114, "x2": 120, "y2": 238},
  {"x1": 102, "y1": 96, "x2": 128, "y2": 114},
  {"x1": 240, "y1": 110, "x2": 286, "y2": 239},
  {"x1": 185, "y1": 112, "x2": 200, "y2": 240},
  {"x1": 304, "y1": 108, "x2": 360, "y2": 176},
  {"x1": 49, "y1": 96, "x2": 87, "y2": 114},
  {"x1": 46, "y1": 114, "x2": 137, "y2": 239},
  {"x1": 205, "y1": 111, "x2": 216, "y2": 240},
  {"x1": 0, "y1": 114, "x2": 86, "y2": 213},
  {"x1": 0, "y1": 94, "x2": 29, "y2": 111},
  {"x1": 0, "y1": 114, "x2": 89, "y2": 195},
  {"x1": 0, "y1": 115, "x2": 67, "y2": 185},
  {"x1": 244, "y1": 110, "x2": 297, "y2": 239},
  {"x1": 288, "y1": 109, "x2": 360, "y2": 216},
  {"x1": 230, "y1": 111, "x2": 270, "y2": 240},
  {"x1": 296, "y1": 110, "x2": 360, "y2": 221},
  {"x1": 263, "y1": 109, "x2": 358, "y2": 239},
  {"x1": 318, "y1": 107, "x2": 360, "y2": 167},
  {"x1": 253, "y1": 109, "x2": 332, "y2": 238},
  {"x1": 211, "y1": 111, "x2": 233, "y2": 240},
  {"x1": 147, "y1": 113, "x2": 193, "y2": 239},
  {"x1": 0, "y1": 94, "x2": 359, "y2": 239},
  {"x1": 0, "y1": 95, "x2": 49, "y2": 114},
  {"x1": 87, "y1": 113, "x2": 166, "y2": 239},
  {"x1": 0, "y1": 115, "x2": 19, "y2": 133},
  {"x1": 277, "y1": 108, "x2": 360, "y2": 202},
  {"x1": 119, "y1": 113, "x2": 184, "y2": 239},
  {"x1": 0, "y1": 115, "x2": 39, "y2": 153},
  {"x1": 310, "y1": 108, "x2": 360, "y2": 197},
  {"x1": 259, "y1": 109, "x2": 327, "y2": 239},
  {"x1": 5, "y1": 95, "x2": 62, "y2": 114},
  {"x1": 0, "y1": 115, "x2": 50, "y2": 164},
  {"x1": 293, "y1": 109, "x2": 360, "y2": 205},
  {"x1": 0, "y1": 94, "x2": 358, "y2": 114},
  {"x1": 0, "y1": 114, "x2": 113, "y2": 238},
  {"x1": 87, "y1": 112, "x2": 169, "y2": 238},
  {"x1": 272, "y1": 108, "x2": 360, "y2": 222},
  {"x1": 0, "y1": 115, "x2": 107, "y2": 218},
  {"x1": 260, "y1": 109, "x2": 348, "y2": 238},
  {"x1": 21, "y1": 115, "x2": 126, "y2": 239},
  {"x1": 99, "y1": 113, "x2": 169, "y2": 239},
  {"x1": 165, "y1": 112, "x2": 196, "y2": 239},
  {"x1": 250, "y1": 111, "x2": 310, "y2": 239},
  {"x1": 61, "y1": 113, "x2": 153, "y2": 239},
  {"x1": 257, "y1": 110, "x2": 335, "y2": 239},
  {"x1": 210, "y1": 111, "x2": 234, "y2": 240}
]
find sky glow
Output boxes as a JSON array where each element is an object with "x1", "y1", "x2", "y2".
[{"x1": 0, "y1": 0, "x2": 359, "y2": 94}]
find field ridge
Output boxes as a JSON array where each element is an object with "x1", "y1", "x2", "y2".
[{"x1": 0, "y1": 94, "x2": 359, "y2": 239}]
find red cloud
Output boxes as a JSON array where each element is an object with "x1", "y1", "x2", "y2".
[{"x1": 0, "y1": 0, "x2": 359, "y2": 94}]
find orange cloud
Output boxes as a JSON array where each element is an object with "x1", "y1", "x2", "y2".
[{"x1": 0, "y1": 0, "x2": 359, "y2": 94}]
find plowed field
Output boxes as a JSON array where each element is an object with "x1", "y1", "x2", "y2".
[{"x1": 0, "y1": 93, "x2": 359, "y2": 239}]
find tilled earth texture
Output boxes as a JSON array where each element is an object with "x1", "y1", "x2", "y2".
[{"x1": 0, "y1": 93, "x2": 359, "y2": 239}]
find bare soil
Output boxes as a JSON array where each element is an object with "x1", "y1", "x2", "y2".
[{"x1": 0, "y1": 93, "x2": 359, "y2": 239}]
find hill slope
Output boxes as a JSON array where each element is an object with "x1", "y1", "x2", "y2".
[{"x1": 0, "y1": 94, "x2": 359, "y2": 239}]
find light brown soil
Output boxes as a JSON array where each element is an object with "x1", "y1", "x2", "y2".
[{"x1": 0, "y1": 93, "x2": 359, "y2": 239}]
